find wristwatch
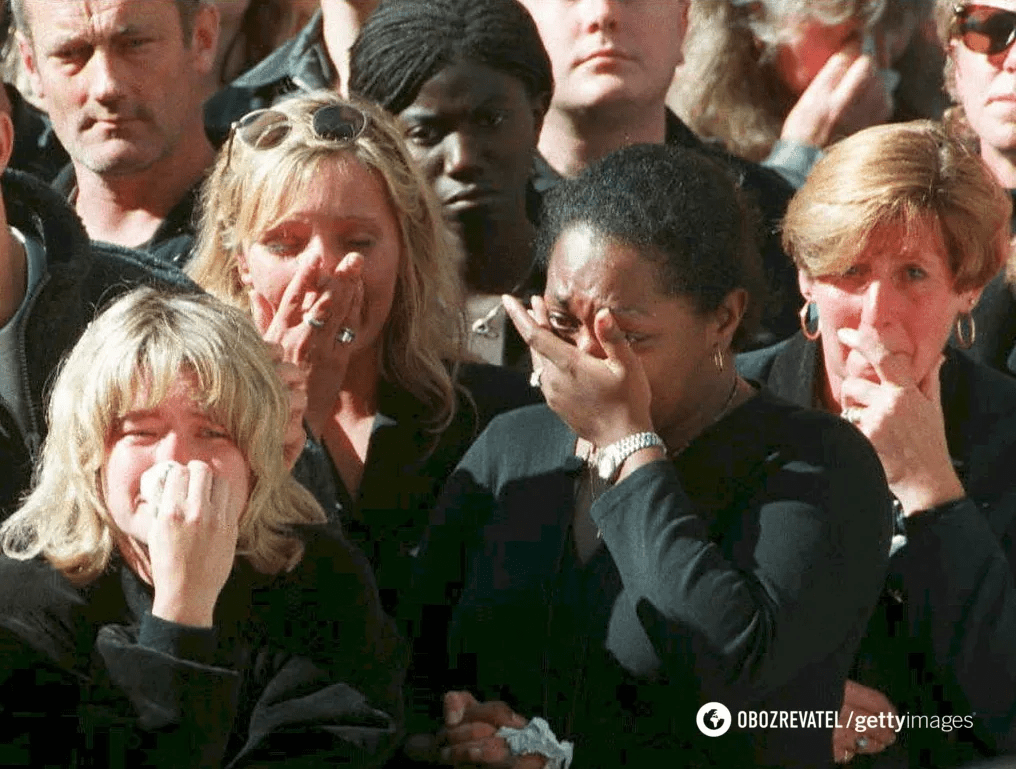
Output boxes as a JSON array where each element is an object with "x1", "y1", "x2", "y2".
[{"x1": 595, "y1": 431, "x2": 665, "y2": 482}]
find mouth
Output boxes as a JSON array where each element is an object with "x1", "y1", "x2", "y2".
[
  {"x1": 442, "y1": 187, "x2": 499, "y2": 213},
  {"x1": 576, "y1": 48, "x2": 632, "y2": 67}
]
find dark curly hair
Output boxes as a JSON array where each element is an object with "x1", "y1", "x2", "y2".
[
  {"x1": 348, "y1": 0, "x2": 552, "y2": 115},
  {"x1": 537, "y1": 143, "x2": 766, "y2": 352}
]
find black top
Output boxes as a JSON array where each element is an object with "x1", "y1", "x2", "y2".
[
  {"x1": 409, "y1": 391, "x2": 892, "y2": 768},
  {"x1": 293, "y1": 362, "x2": 540, "y2": 619},
  {"x1": 5, "y1": 84, "x2": 68, "y2": 183},
  {"x1": 965, "y1": 271, "x2": 1016, "y2": 377},
  {"x1": 50, "y1": 165, "x2": 199, "y2": 268},
  {"x1": 739, "y1": 334, "x2": 1016, "y2": 766},
  {"x1": 0, "y1": 169, "x2": 195, "y2": 520},
  {"x1": 0, "y1": 524, "x2": 405, "y2": 768},
  {"x1": 531, "y1": 110, "x2": 800, "y2": 349}
]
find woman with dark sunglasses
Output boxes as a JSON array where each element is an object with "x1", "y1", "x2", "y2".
[
  {"x1": 936, "y1": 2, "x2": 1016, "y2": 380},
  {"x1": 188, "y1": 91, "x2": 538, "y2": 621}
]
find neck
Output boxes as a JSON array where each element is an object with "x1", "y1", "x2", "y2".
[
  {"x1": 321, "y1": 0, "x2": 378, "y2": 94},
  {"x1": 981, "y1": 143, "x2": 1016, "y2": 189},
  {"x1": 460, "y1": 210, "x2": 535, "y2": 295},
  {"x1": 0, "y1": 223, "x2": 26, "y2": 328},
  {"x1": 73, "y1": 136, "x2": 214, "y2": 248},
  {"x1": 538, "y1": 102, "x2": 667, "y2": 177},
  {"x1": 660, "y1": 368, "x2": 745, "y2": 455},
  {"x1": 334, "y1": 346, "x2": 382, "y2": 417}
]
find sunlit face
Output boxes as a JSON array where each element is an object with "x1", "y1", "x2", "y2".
[
  {"x1": 400, "y1": 59, "x2": 543, "y2": 237},
  {"x1": 951, "y1": 1, "x2": 1016, "y2": 159},
  {"x1": 101, "y1": 374, "x2": 250, "y2": 547},
  {"x1": 518, "y1": 0, "x2": 687, "y2": 114},
  {"x1": 237, "y1": 156, "x2": 402, "y2": 358},
  {"x1": 543, "y1": 225, "x2": 728, "y2": 437},
  {"x1": 19, "y1": 0, "x2": 217, "y2": 177},
  {"x1": 773, "y1": 17, "x2": 865, "y2": 96},
  {"x1": 801, "y1": 221, "x2": 980, "y2": 404}
]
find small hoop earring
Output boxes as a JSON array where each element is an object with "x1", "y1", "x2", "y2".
[
  {"x1": 713, "y1": 345, "x2": 724, "y2": 373},
  {"x1": 955, "y1": 311, "x2": 976, "y2": 349},
  {"x1": 799, "y1": 301, "x2": 821, "y2": 341}
]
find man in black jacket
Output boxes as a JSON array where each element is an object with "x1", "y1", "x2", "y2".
[
  {"x1": 0, "y1": 104, "x2": 192, "y2": 520},
  {"x1": 519, "y1": 0, "x2": 801, "y2": 348}
]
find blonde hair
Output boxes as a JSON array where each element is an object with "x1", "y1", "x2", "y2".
[
  {"x1": 673, "y1": 0, "x2": 926, "y2": 162},
  {"x1": 783, "y1": 120, "x2": 1011, "y2": 291},
  {"x1": 189, "y1": 91, "x2": 466, "y2": 432},
  {"x1": 0, "y1": 288, "x2": 327, "y2": 585}
]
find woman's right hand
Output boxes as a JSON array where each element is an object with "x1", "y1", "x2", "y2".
[
  {"x1": 833, "y1": 680, "x2": 898, "y2": 763},
  {"x1": 249, "y1": 254, "x2": 364, "y2": 438},
  {"x1": 503, "y1": 294, "x2": 654, "y2": 451},
  {"x1": 147, "y1": 460, "x2": 246, "y2": 628},
  {"x1": 437, "y1": 691, "x2": 546, "y2": 768}
]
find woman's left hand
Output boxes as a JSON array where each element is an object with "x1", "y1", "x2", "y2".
[
  {"x1": 503, "y1": 294, "x2": 653, "y2": 449},
  {"x1": 837, "y1": 328, "x2": 964, "y2": 515},
  {"x1": 266, "y1": 343, "x2": 309, "y2": 470}
]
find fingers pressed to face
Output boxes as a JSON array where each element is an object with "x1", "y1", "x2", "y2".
[{"x1": 836, "y1": 327, "x2": 914, "y2": 386}]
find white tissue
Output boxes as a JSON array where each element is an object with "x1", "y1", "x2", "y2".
[
  {"x1": 140, "y1": 461, "x2": 183, "y2": 506},
  {"x1": 497, "y1": 717, "x2": 573, "y2": 769}
]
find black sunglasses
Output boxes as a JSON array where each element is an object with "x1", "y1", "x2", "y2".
[
  {"x1": 224, "y1": 103, "x2": 369, "y2": 169},
  {"x1": 954, "y1": 4, "x2": 1016, "y2": 55}
]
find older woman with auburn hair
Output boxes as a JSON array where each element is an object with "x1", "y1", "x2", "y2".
[
  {"x1": 0, "y1": 288, "x2": 403, "y2": 766},
  {"x1": 188, "y1": 91, "x2": 536, "y2": 616},
  {"x1": 739, "y1": 120, "x2": 1016, "y2": 766}
]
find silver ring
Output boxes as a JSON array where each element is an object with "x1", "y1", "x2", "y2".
[
  {"x1": 855, "y1": 736, "x2": 869, "y2": 750},
  {"x1": 529, "y1": 368, "x2": 542, "y2": 389},
  {"x1": 841, "y1": 406, "x2": 862, "y2": 425},
  {"x1": 303, "y1": 313, "x2": 325, "y2": 329},
  {"x1": 336, "y1": 326, "x2": 356, "y2": 345}
]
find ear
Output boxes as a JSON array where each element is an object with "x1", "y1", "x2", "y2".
[
  {"x1": 189, "y1": 2, "x2": 220, "y2": 76},
  {"x1": 530, "y1": 90, "x2": 551, "y2": 139},
  {"x1": 673, "y1": 0, "x2": 691, "y2": 68},
  {"x1": 712, "y1": 287, "x2": 748, "y2": 348},
  {"x1": 236, "y1": 249, "x2": 253, "y2": 287},
  {"x1": 17, "y1": 33, "x2": 43, "y2": 100},
  {"x1": 797, "y1": 269, "x2": 815, "y2": 301},
  {"x1": 0, "y1": 111, "x2": 15, "y2": 174}
]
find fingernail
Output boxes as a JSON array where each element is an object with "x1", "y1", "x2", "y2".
[
  {"x1": 469, "y1": 747, "x2": 482, "y2": 761},
  {"x1": 439, "y1": 748, "x2": 450, "y2": 762},
  {"x1": 447, "y1": 709, "x2": 463, "y2": 726}
]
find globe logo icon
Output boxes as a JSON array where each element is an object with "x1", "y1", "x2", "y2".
[{"x1": 696, "y1": 702, "x2": 732, "y2": 737}]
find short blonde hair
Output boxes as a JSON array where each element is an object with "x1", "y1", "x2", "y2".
[
  {"x1": 783, "y1": 120, "x2": 1011, "y2": 291},
  {"x1": 0, "y1": 288, "x2": 327, "y2": 585},
  {"x1": 189, "y1": 91, "x2": 466, "y2": 432}
]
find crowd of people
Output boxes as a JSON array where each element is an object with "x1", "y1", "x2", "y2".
[{"x1": 0, "y1": 0, "x2": 1015, "y2": 767}]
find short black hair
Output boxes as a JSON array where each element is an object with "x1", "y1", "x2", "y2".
[
  {"x1": 537, "y1": 143, "x2": 766, "y2": 352},
  {"x1": 348, "y1": 0, "x2": 552, "y2": 116}
]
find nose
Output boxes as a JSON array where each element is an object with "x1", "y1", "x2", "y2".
[
  {"x1": 1003, "y1": 37, "x2": 1016, "y2": 72},
  {"x1": 84, "y1": 49, "x2": 125, "y2": 106},
  {"x1": 575, "y1": 325, "x2": 607, "y2": 359},
  {"x1": 442, "y1": 130, "x2": 484, "y2": 181},
  {"x1": 155, "y1": 430, "x2": 197, "y2": 465},
  {"x1": 859, "y1": 279, "x2": 901, "y2": 330},
  {"x1": 580, "y1": 0, "x2": 619, "y2": 32},
  {"x1": 302, "y1": 234, "x2": 344, "y2": 272}
]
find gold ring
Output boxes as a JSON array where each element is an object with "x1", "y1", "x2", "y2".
[
  {"x1": 303, "y1": 313, "x2": 325, "y2": 329},
  {"x1": 336, "y1": 326, "x2": 356, "y2": 345},
  {"x1": 529, "y1": 369, "x2": 542, "y2": 389}
]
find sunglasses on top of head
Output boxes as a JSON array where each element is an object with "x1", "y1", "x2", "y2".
[{"x1": 954, "y1": 4, "x2": 1016, "y2": 56}]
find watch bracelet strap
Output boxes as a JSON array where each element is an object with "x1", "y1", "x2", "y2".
[{"x1": 599, "y1": 431, "x2": 665, "y2": 481}]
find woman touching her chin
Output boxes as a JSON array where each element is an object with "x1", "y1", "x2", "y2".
[{"x1": 739, "y1": 120, "x2": 1016, "y2": 767}]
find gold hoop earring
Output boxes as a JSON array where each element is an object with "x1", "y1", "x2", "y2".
[
  {"x1": 955, "y1": 311, "x2": 976, "y2": 349},
  {"x1": 799, "y1": 301, "x2": 820, "y2": 341},
  {"x1": 713, "y1": 345, "x2": 724, "y2": 373}
]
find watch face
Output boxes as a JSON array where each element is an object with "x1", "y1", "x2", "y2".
[{"x1": 597, "y1": 450, "x2": 616, "y2": 481}]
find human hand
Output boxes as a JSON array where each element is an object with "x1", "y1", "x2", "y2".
[
  {"x1": 504, "y1": 294, "x2": 654, "y2": 450},
  {"x1": 781, "y1": 45, "x2": 894, "y2": 149},
  {"x1": 837, "y1": 328, "x2": 964, "y2": 515},
  {"x1": 437, "y1": 691, "x2": 545, "y2": 768},
  {"x1": 249, "y1": 254, "x2": 364, "y2": 438},
  {"x1": 267, "y1": 342, "x2": 309, "y2": 469},
  {"x1": 145, "y1": 460, "x2": 245, "y2": 628},
  {"x1": 833, "y1": 680, "x2": 898, "y2": 763}
]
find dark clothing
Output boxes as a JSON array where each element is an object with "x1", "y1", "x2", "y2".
[
  {"x1": 0, "y1": 524, "x2": 404, "y2": 767},
  {"x1": 293, "y1": 363, "x2": 540, "y2": 619},
  {"x1": 966, "y1": 271, "x2": 1016, "y2": 377},
  {"x1": 410, "y1": 392, "x2": 892, "y2": 768},
  {"x1": 531, "y1": 110, "x2": 800, "y2": 349},
  {"x1": 5, "y1": 84, "x2": 68, "y2": 183},
  {"x1": 51, "y1": 165, "x2": 199, "y2": 268},
  {"x1": 0, "y1": 169, "x2": 193, "y2": 520},
  {"x1": 738, "y1": 334, "x2": 1016, "y2": 767},
  {"x1": 204, "y1": 10, "x2": 334, "y2": 146}
]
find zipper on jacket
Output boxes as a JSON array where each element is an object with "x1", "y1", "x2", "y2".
[{"x1": 14, "y1": 271, "x2": 50, "y2": 463}]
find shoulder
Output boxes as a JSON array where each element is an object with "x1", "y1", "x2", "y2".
[
  {"x1": 454, "y1": 403, "x2": 571, "y2": 484},
  {"x1": 736, "y1": 336, "x2": 796, "y2": 383}
]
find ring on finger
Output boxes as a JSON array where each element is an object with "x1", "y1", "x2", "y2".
[
  {"x1": 336, "y1": 326, "x2": 356, "y2": 345},
  {"x1": 529, "y1": 368, "x2": 543, "y2": 389},
  {"x1": 842, "y1": 749, "x2": 853, "y2": 763},
  {"x1": 841, "y1": 406, "x2": 862, "y2": 425},
  {"x1": 855, "y1": 736, "x2": 869, "y2": 751},
  {"x1": 303, "y1": 312, "x2": 325, "y2": 329}
]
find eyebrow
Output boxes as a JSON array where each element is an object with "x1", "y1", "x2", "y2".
[{"x1": 550, "y1": 293, "x2": 647, "y2": 318}]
